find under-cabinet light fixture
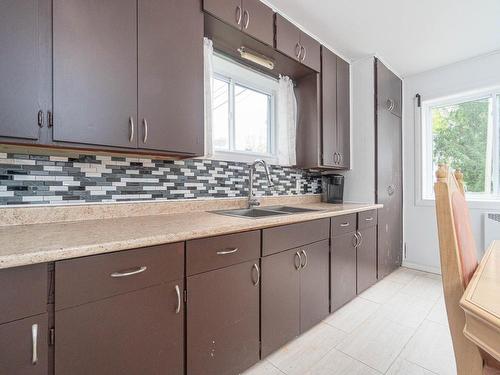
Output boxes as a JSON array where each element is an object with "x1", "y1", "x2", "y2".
[{"x1": 237, "y1": 47, "x2": 275, "y2": 70}]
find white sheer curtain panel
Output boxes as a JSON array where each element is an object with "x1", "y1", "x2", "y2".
[{"x1": 277, "y1": 75, "x2": 297, "y2": 166}]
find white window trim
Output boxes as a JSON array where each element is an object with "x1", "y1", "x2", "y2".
[
  {"x1": 209, "y1": 53, "x2": 279, "y2": 164},
  {"x1": 416, "y1": 86, "x2": 500, "y2": 208}
]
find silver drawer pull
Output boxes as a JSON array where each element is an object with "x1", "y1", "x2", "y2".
[
  {"x1": 175, "y1": 285, "x2": 181, "y2": 314},
  {"x1": 32, "y1": 324, "x2": 38, "y2": 365},
  {"x1": 110, "y1": 266, "x2": 147, "y2": 278},
  {"x1": 365, "y1": 217, "x2": 374, "y2": 221},
  {"x1": 340, "y1": 222, "x2": 350, "y2": 227},
  {"x1": 216, "y1": 248, "x2": 238, "y2": 255}
]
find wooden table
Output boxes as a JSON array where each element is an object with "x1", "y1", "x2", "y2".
[{"x1": 460, "y1": 240, "x2": 500, "y2": 362}]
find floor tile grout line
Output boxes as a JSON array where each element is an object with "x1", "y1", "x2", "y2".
[{"x1": 382, "y1": 300, "x2": 442, "y2": 375}]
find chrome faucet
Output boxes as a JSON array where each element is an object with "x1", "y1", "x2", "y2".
[{"x1": 248, "y1": 159, "x2": 274, "y2": 208}]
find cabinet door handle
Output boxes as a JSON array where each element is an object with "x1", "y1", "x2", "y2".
[
  {"x1": 294, "y1": 251, "x2": 302, "y2": 270},
  {"x1": 365, "y1": 217, "x2": 374, "y2": 221},
  {"x1": 235, "y1": 5, "x2": 242, "y2": 25},
  {"x1": 300, "y1": 250, "x2": 308, "y2": 269},
  {"x1": 386, "y1": 98, "x2": 395, "y2": 111},
  {"x1": 243, "y1": 9, "x2": 250, "y2": 29},
  {"x1": 175, "y1": 284, "x2": 181, "y2": 314},
  {"x1": 357, "y1": 231, "x2": 363, "y2": 247},
  {"x1": 339, "y1": 153, "x2": 343, "y2": 164},
  {"x1": 295, "y1": 43, "x2": 301, "y2": 59},
  {"x1": 340, "y1": 222, "x2": 350, "y2": 227},
  {"x1": 129, "y1": 116, "x2": 134, "y2": 142},
  {"x1": 37, "y1": 110, "x2": 44, "y2": 128},
  {"x1": 31, "y1": 324, "x2": 38, "y2": 365},
  {"x1": 300, "y1": 45, "x2": 307, "y2": 62},
  {"x1": 143, "y1": 118, "x2": 148, "y2": 144},
  {"x1": 251, "y1": 263, "x2": 260, "y2": 286},
  {"x1": 216, "y1": 247, "x2": 238, "y2": 255},
  {"x1": 110, "y1": 266, "x2": 147, "y2": 278},
  {"x1": 352, "y1": 233, "x2": 359, "y2": 248}
]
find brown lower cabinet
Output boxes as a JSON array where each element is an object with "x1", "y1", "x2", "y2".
[
  {"x1": 0, "y1": 314, "x2": 48, "y2": 375},
  {"x1": 356, "y1": 225, "x2": 378, "y2": 294},
  {"x1": 187, "y1": 260, "x2": 260, "y2": 375},
  {"x1": 331, "y1": 230, "x2": 357, "y2": 311},
  {"x1": 331, "y1": 212, "x2": 379, "y2": 310},
  {"x1": 55, "y1": 282, "x2": 184, "y2": 375},
  {"x1": 261, "y1": 239, "x2": 329, "y2": 357}
]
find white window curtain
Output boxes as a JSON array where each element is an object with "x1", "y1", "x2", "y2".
[
  {"x1": 203, "y1": 37, "x2": 214, "y2": 158},
  {"x1": 277, "y1": 75, "x2": 297, "y2": 166}
]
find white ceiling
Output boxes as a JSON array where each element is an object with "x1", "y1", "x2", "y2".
[{"x1": 264, "y1": 0, "x2": 500, "y2": 77}]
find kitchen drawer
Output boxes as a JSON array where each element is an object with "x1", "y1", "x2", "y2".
[
  {"x1": 55, "y1": 243, "x2": 184, "y2": 310},
  {"x1": 331, "y1": 214, "x2": 357, "y2": 237},
  {"x1": 262, "y1": 219, "x2": 329, "y2": 256},
  {"x1": 358, "y1": 209, "x2": 378, "y2": 229},
  {"x1": 0, "y1": 264, "x2": 47, "y2": 325},
  {"x1": 187, "y1": 231, "x2": 260, "y2": 276}
]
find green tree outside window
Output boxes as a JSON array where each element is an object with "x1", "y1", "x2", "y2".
[{"x1": 432, "y1": 98, "x2": 490, "y2": 193}]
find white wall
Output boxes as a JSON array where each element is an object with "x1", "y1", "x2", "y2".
[
  {"x1": 403, "y1": 51, "x2": 500, "y2": 273},
  {"x1": 341, "y1": 56, "x2": 376, "y2": 204}
]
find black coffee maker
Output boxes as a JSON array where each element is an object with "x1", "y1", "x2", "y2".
[{"x1": 322, "y1": 174, "x2": 344, "y2": 203}]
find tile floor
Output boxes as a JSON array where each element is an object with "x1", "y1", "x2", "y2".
[{"x1": 243, "y1": 267, "x2": 456, "y2": 375}]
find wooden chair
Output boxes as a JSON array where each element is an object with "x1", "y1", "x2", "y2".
[{"x1": 434, "y1": 164, "x2": 500, "y2": 375}]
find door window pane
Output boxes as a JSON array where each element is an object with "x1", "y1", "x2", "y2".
[
  {"x1": 212, "y1": 78, "x2": 230, "y2": 150},
  {"x1": 234, "y1": 84, "x2": 270, "y2": 154},
  {"x1": 432, "y1": 97, "x2": 491, "y2": 193}
]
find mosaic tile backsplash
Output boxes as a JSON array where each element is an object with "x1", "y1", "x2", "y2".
[{"x1": 0, "y1": 152, "x2": 321, "y2": 205}]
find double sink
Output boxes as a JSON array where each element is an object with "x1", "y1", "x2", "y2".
[{"x1": 213, "y1": 205, "x2": 321, "y2": 219}]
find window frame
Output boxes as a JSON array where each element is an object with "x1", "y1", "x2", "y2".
[
  {"x1": 420, "y1": 87, "x2": 500, "y2": 204},
  {"x1": 210, "y1": 53, "x2": 278, "y2": 164}
]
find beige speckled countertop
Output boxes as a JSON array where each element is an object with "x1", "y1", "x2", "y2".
[{"x1": 0, "y1": 197, "x2": 381, "y2": 269}]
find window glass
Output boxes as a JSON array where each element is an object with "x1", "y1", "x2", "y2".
[
  {"x1": 431, "y1": 97, "x2": 491, "y2": 193},
  {"x1": 211, "y1": 54, "x2": 277, "y2": 161},
  {"x1": 212, "y1": 77, "x2": 230, "y2": 150},
  {"x1": 234, "y1": 84, "x2": 270, "y2": 154}
]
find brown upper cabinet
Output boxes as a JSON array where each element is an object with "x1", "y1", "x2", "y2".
[
  {"x1": 52, "y1": 0, "x2": 204, "y2": 155},
  {"x1": 203, "y1": 0, "x2": 274, "y2": 46},
  {"x1": 138, "y1": 0, "x2": 204, "y2": 154},
  {"x1": 376, "y1": 60, "x2": 402, "y2": 118},
  {"x1": 275, "y1": 14, "x2": 321, "y2": 72},
  {"x1": 321, "y1": 47, "x2": 350, "y2": 169},
  {"x1": 0, "y1": 0, "x2": 52, "y2": 144}
]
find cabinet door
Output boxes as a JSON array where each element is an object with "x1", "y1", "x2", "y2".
[
  {"x1": 53, "y1": 0, "x2": 138, "y2": 148},
  {"x1": 261, "y1": 248, "x2": 300, "y2": 357},
  {"x1": 138, "y1": 0, "x2": 204, "y2": 154},
  {"x1": 377, "y1": 108, "x2": 403, "y2": 278},
  {"x1": 0, "y1": 314, "x2": 48, "y2": 375},
  {"x1": 300, "y1": 240, "x2": 330, "y2": 332},
  {"x1": 187, "y1": 260, "x2": 259, "y2": 375},
  {"x1": 376, "y1": 59, "x2": 402, "y2": 118},
  {"x1": 299, "y1": 32, "x2": 321, "y2": 72},
  {"x1": 331, "y1": 231, "x2": 357, "y2": 311},
  {"x1": 0, "y1": 0, "x2": 51, "y2": 142},
  {"x1": 275, "y1": 14, "x2": 301, "y2": 62},
  {"x1": 321, "y1": 47, "x2": 337, "y2": 167},
  {"x1": 336, "y1": 56, "x2": 350, "y2": 169},
  {"x1": 356, "y1": 226, "x2": 377, "y2": 294},
  {"x1": 203, "y1": 0, "x2": 242, "y2": 29},
  {"x1": 241, "y1": 0, "x2": 274, "y2": 46},
  {"x1": 55, "y1": 282, "x2": 184, "y2": 375}
]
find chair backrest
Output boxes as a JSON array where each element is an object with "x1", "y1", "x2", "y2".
[{"x1": 434, "y1": 164, "x2": 483, "y2": 375}]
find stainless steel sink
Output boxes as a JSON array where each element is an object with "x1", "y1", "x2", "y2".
[
  {"x1": 213, "y1": 208, "x2": 288, "y2": 218},
  {"x1": 264, "y1": 206, "x2": 320, "y2": 214},
  {"x1": 212, "y1": 206, "x2": 321, "y2": 219}
]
